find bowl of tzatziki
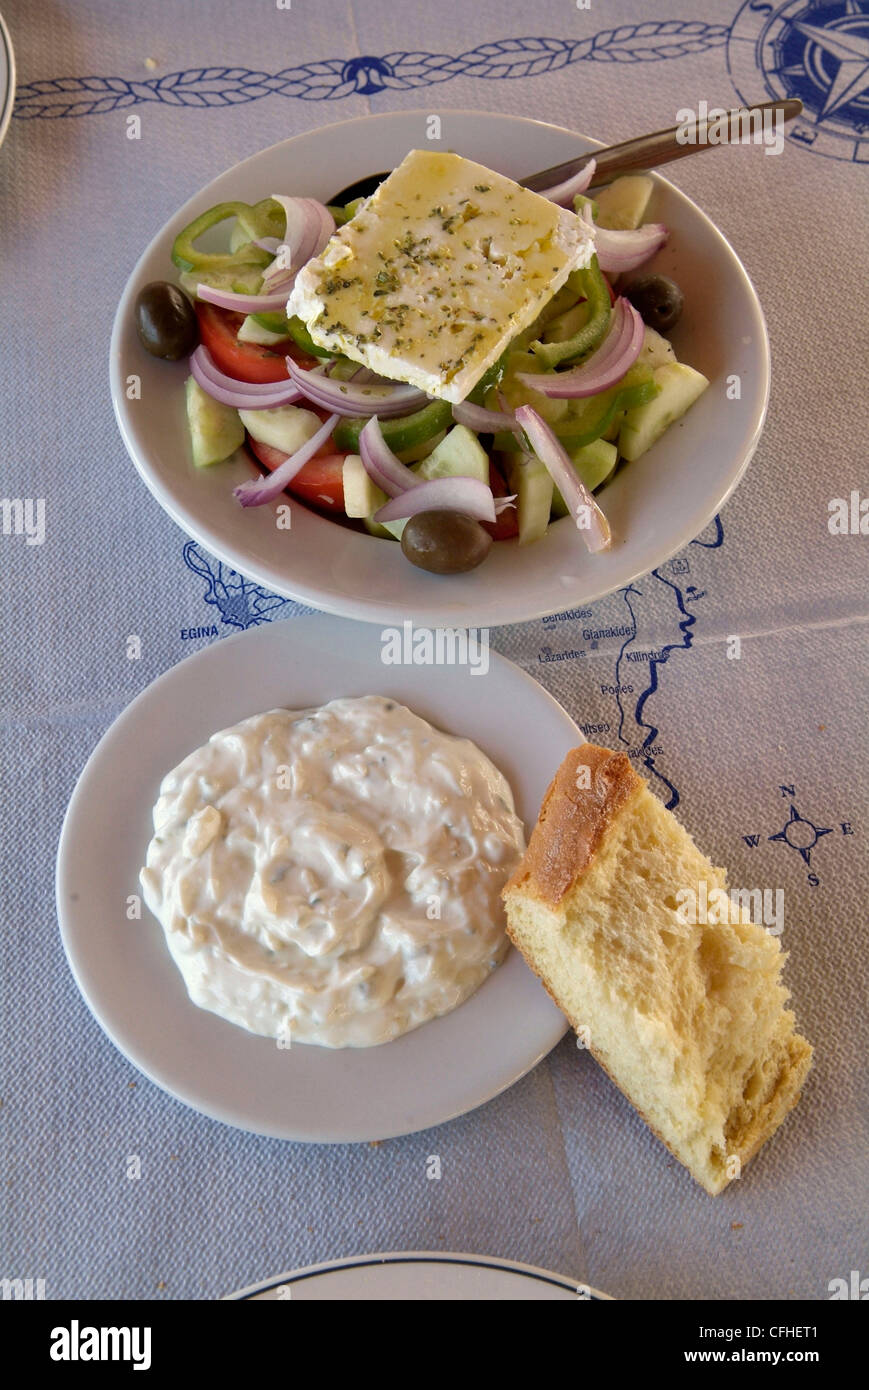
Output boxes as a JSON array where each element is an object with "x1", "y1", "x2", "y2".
[
  {"x1": 140, "y1": 696, "x2": 525, "y2": 1049},
  {"x1": 56, "y1": 615, "x2": 580, "y2": 1141}
]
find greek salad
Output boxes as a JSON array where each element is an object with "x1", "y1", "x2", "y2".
[{"x1": 134, "y1": 151, "x2": 709, "y2": 576}]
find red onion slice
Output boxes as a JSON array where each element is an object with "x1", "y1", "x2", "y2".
[
  {"x1": 515, "y1": 406, "x2": 611, "y2": 553},
  {"x1": 578, "y1": 202, "x2": 668, "y2": 274},
  {"x1": 196, "y1": 282, "x2": 297, "y2": 315},
  {"x1": 359, "y1": 418, "x2": 420, "y2": 497},
  {"x1": 259, "y1": 265, "x2": 296, "y2": 294},
  {"x1": 538, "y1": 157, "x2": 597, "y2": 207},
  {"x1": 234, "y1": 412, "x2": 339, "y2": 508},
  {"x1": 260, "y1": 196, "x2": 335, "y2": 292},
  {"x1": 192, "y1": 345, "x2": 297, "y2": 395},
  {"x1": 350, "y1": 366, "x2": 395, "y2": 386},
  {"x1": 190, "y1": 346, "x2": 303, "y2": 410},
  {"x1": 375, "y1": 476, "x2": 498, "y2": 525},
  {"x1": 517, "y1": 298, "x2": 644, "y2": 398},
  {"x1": 287, "y1": 358, "x2": 429, "y2": 418},
  {"x1": 272, "y1": 195, "x2": 334, "y2": 265},
  {"x1": 452, "y1": 400, "x2": 522, "y2": 435}
]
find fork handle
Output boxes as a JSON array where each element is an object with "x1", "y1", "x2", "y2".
[{"x1": 521, "y1": 99, "x2": 803, "y2": 192}]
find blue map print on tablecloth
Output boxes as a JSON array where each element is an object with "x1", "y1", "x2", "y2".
[
  {"x1": 183, "y1": 541, "x2": 301, "y2": 629},
  {"x1": 613, "y1": 515, "x2": 724, "y2": 810}
]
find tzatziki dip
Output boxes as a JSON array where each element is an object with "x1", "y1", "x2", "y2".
[{"x1": 140, "y1": 695, "x2": 525, "y2": 1047}]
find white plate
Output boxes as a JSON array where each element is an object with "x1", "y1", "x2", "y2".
[
  {"x1": 0, "y1": 11, "x2": 15, "y2": 150},
  {"x1": 110, "y1": 109, "x2": 770, "y2": 629},
  {"x1": 226, "y1": 1251, "x2": 610, "y2": 1301},
  {"x1": 56, "y1": 616, "x2": 575, "y2": 1141}
]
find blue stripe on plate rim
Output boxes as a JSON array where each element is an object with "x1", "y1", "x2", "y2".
[{"x1": 225, "y1": 1252, "x2": 611, "y2": 1300}]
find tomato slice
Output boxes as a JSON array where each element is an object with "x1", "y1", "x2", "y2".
[
  {"x1": 248, "y1": 437, "x2": 345, "y2": 512},
  {"x1": 481, "y1": 460, "x2": 519, "y2": 541},
  {"x1": 195, "y1": 303, "x2": 316, "y2": 383}
]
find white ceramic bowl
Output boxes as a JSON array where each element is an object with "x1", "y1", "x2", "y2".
[{"x1": 111, "y1": 109, "x2": 770, "y2": 628}]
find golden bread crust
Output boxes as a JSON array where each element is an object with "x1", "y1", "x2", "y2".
[{"x1": 503, "y1": 743, "x2": 643, "y2": 908}]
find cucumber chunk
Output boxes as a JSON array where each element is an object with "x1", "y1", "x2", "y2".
[
  {"x1": 542, "y1": 300, "x2": 591, "y2": 345},
  {"x1": 550, "y1": 439, "x2": 618, "y2": 518},
  {"x1": 362, "y1": 426, "x2": 487, "y2": 542},
  {"x1": 363, "y1": 516, "x2": 405, "y2": 541},
  {"x1": 414, "y1": 425, "x2": 489, "y2": 484},
  {"x1": 504, "y1": 453, "x2": 554, "y2": 545},
  {"x1": 239, "y1": 404, "x2": 324, "y2": 455},
  {"x1": 595, "y1": 176, "x2": 655, "y2": 231},
  {"x1": 637, "y1": 325, "x2": 677, "y2": 372},
  {"x1": 238, "y1": 315, "x2": 287, "y2": 347},
  {"x1": 185, "y1": 378, "x2": 244, "y2": 468},
  {"x1": 343, "y1": 455, "x2": 386, "y2": 518},
  {"x1": 618, "y1": 363, "x2": 709, "y2": 462}
]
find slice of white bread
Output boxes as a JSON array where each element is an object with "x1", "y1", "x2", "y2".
[{"x1": 502, "y1": 745, "x2": 812, "y2": 1195}]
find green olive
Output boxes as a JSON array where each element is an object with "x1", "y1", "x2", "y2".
[
  {"x1": 624, "y1": 274, "x2": 684, "y2": 335},
  {"x1": 135, "y1": 281, "x2": 199, "y2": 360},
  {"x1": 401, "y1": 510, "x2": 493, "y2": 574}
]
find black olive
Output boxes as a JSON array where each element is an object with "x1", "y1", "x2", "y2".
[
  {"x1": 624, "y1": 274, "x2": 684, "y2": 335},
  {"x1": 135, "y1": 281, "x2": 199, "y2": 360},
  {"x1": 401, "y1": 510, "x2": 493, "y2": 574}
]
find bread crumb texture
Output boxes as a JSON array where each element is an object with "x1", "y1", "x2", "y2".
[{"x1": 503, "y1": 745, "x2": 813, "y2": 1195}]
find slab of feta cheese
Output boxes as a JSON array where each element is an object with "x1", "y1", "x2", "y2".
[{"x1": 287, "y1": 150, "x2": 594, "y2": 404}]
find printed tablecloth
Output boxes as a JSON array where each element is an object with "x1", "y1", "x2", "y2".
[{"x1": 1, "y1": 0, "x2": 867, "y2": 1301}]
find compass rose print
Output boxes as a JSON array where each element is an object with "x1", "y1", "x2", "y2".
[
  {"x1": 741, "y1": 783, "x2": 856, "y2": 886},
  {"x1": 728, "y1": 0, "x2": 869, "y2": 162},
  {"x1": 768, "y1": 802, "x2": 833, "y2": 866}
]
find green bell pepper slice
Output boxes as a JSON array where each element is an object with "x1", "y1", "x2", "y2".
[
  {"x1": 333, "y1": 356, "x2": 506, "y2": 454},
  {"x1": 179, "y1": 264, "x2": 265, "y2": 299},
  {"x1": 332, "y1": 399, "x2": 452, "y2": 455},
  {"x1": 172, "y1": 201, "x2": 274, "y2": 275},
  {"x1": 250, "y1": 311, "x2": 292, "y2": 335},
  {"x1": 328, "y1": 196, "x2": 367, "y2": 227},
  {"x1": 495, "y1": 370, "x2": 660, "y2": 454},
  {"x1": 572, "y1": 193, "x2": 599, "y2": 219},
  {"x1": 530, "y1": 256, "x2": 611, "y2": 369},
  {"x1": 237, "y1": 197, "x2": 285, "y2": 243},
  {"x1": 284, "y1": 316, "x2": 333, "y2": 358},
  {"x1": 467, "y1": 353, "x2": 509, "y2": 405},
  {"x1": 250, "y1": 312, "x2": 358, "y2": 368},
  {"x1": 554, "y1": 378, "x2": 660, "y2": 450}
]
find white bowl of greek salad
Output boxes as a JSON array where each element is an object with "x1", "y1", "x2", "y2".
[{"x1": 110, "y1": 110, "x2": 770, "y2": 628}]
